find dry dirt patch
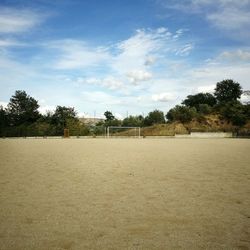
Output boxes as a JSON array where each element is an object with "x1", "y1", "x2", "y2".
[{"x1": 0, "y1": 138, "x2": 250, "y2": 249}]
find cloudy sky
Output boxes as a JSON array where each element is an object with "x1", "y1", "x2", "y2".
[{"x1": 0, "y1": 0, "x2": 250, "y2": 118}]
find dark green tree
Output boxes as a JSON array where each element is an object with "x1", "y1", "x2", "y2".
[
  {"x1": 103, "y1": 111, "x2": 121, "y2": 127},
  {"x1": 6, "y1": 90, "x2": 40, "y2": 126},
  {"x1": 104, "y1": 111, "x2": 115, "y2": 121},
  {"x1": 182, "y1": 93, "x2": 216, "y2": 110},
  {"x1": 51, "y1": 106, "x2": 78, "y2": 133},
  {"x1": 198, "y1": 104, "x2": 212, "y2": 115},
  {"x1": 243, "y1": 104, "x2": 250, "y2": 120},
  {"x1": 0, "y1": 106, "x2": 8, "y2": 136},
  {"x1": 144, "y1": 110, "x2": 165, "y2": 126},
  {"x1": 220, "y1": 101, "x2": 247, "y2": 126},
  {"x1": 122, "y1": 115, "x2": 144, "y2": 127},
  {"x1": 166, "y1": 105, "x2": 197, "y2": 123},
  {"x1": 214, "y1": 79, "x2": 243, "y2": 103}
]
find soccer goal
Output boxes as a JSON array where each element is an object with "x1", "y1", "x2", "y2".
[{"x1": 106, "y1": 126, "x2": 141, "y2": 138}]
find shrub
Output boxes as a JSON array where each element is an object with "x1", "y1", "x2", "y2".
[{"x1": 166, "y1": 105, "x2": 197, "y2": 123}]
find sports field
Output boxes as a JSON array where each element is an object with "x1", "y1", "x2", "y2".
[{"x1": 0, "y1": 138, "x2": 250, "y2": 250}]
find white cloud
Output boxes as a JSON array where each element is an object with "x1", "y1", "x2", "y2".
[
  {"x1": 207, "y1": 6, "x2": 250, "y2": 32},
  {"x1": 111, "y1": 28, "x2": 174, "y2": 75},
  {"x1": 152, "y1": 92, "x2": 175, "y2": 102},
  {"x1": 0, "y1": 38, "x2": 24, "y2": 47},
  {"x1": 157, "y1": 27, "x2": 168, "y2": 33},
  {"x1": 44, "y1": 27, "x2": 190, "y2": 91},
  {"x1": 102, "y1": 77, "x2": 123, "y2": 90},
  {"x1": 0, "y1": 8, "x2": 45, "y2": 33},
  {"x1": 161, "y1": 0, "x2": 250, "y2": 40},
  {"x1": 38, "y1": 105, "x2": 55, "y2": 115},
  {"x1": 186, "y1": 63, "x2": 250, "y2": 96},
  {"x1": 175, "y1": 43, "x2": 193, "y2": 56},
  {"x1": 241, "y1": 92, "x2": 250, "y2": 104},
  {"x1": 218, "y1": 49, "x2": 250, "y2": 62},
  {"x1": 81, "y1": 91, "x2": 122, "y2": 106},
  {"x1": 126, "y1": 70, "x2": 152, "y2": 85},
  {"x1": 84, "y1": 77, "x2": 99, "y2": 84},
  {"x1": 48, "y1": 40, "x2": 111, "y2": 70},
  {"x1": 197, "y1": 84, "x2": 216, "y2": 93},
  {"x1": 114, "y1": 113, "x2": 123, "y2": 120},
  {"x1": 75, "y1": 76, "x2": 123, "y2": 90}
]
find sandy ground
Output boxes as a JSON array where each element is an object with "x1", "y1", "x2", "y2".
[{"x1": 0, "y1": 138, "x2": 250, "y2": 250}]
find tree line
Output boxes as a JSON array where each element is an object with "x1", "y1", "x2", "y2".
[
  {"x1": 0, "y1": 79, "x2": 249, "y2": 137},
  {"x1": 0, "y1": 91, "x2": 88, "y2": 137},
  {"x1": 167, "y1": 79, "x2": 250, "y2": 126},
  {"x1": 98, "y1": 79, "x2": 249, "y2": 128}
]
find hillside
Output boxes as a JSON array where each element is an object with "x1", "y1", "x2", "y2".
[{"x1": 114, "y1": 114, "x2": 250, "y2": 136}]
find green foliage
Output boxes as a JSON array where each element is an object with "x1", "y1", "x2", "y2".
[
  {"x1": 51, "y1": 106, "x2": 78, "y2": 134},
  {"x1": 65, "y1": 119, "x2": 89, "y2": 136},
  {"x1": 243, "y1": 104, "x2": 250, "y2": 119},
  {"x1": 103, "y1": 111, "x2": 121, "y2": 127},
  {"x1": 105, "y1": 119, "x2": 121, "y2": 127},
  {"x1": 144, "y1": 110, "x2": 165, "y2": 126},
  {"x1": 182, "y1": 93, "x2": 216, "y2": 110},
  {"x1": 122, "y1": 115, "x2": 144, "y2": 127},
  {"x1": 91, "y1": 125, "x2": 106, "y2": 135},
  {"x1": 198, "y1": 104, "x2": 212, "y2": 115},
  {"x1": 0, "y1": 106, "x2": 8, "y2": 126},
  {"x1": 214, "y1": 79, "x2": 243, "y2": 103},
  {"x1": 166, "y1": 105, "x2": 197, "y2": 123},
  {"x1": 6, "y1": 90, "x2": 40, "y2": 126},
  {"x1": 220, "y1": 101, "x2": 247, "y2": 126},
  {"x1": 0, "y1": 106, "x2": 8, "y2": 136},
  {"x1": 104, "y1": 111, "x2": 115, "y2": 121}
]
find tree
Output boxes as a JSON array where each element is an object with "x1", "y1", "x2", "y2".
[
  {"x1": 144, "y1": 110, "x2": 165, "y2": 126},
  {"x1": 0, "y1": 106, "x2": 8, "y2": 136},
  {"x1": 182, "y1": 93, "x2": 216, "y2": 110},
  {"x1": 104, "y1": 111, "x2": 115, "y2": 121},
  {"x1": 198, "y1": 104, "x2": 212, "y2": 115},
  {"x1": 214, "y1": 79, "x2": 243, "y2": 103},
  {"x1": 51, "y1": 106, "x2": 78, "y2": 133},
  {"x1": 122, "y1": 115, "x2": 144, "y2": 127},
  {"x1": 166, "y1": 105, "x2": 197, "y2": 123},
  {"x1": 6, "y1": 90, "x2": 40, "y2": 126},
  {"x1": 103, "y1": 111, "x2": 121, "y2": 127},
  {"x1": 220, "y1": 101, "x2": 247, "y2": 126},
  {"x1": 244, "y1": 104, "x2": 250, "y2": 120}
]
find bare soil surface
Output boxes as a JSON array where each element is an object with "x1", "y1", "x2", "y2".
[{"x1": 0, "y1": 138, "x2": 250, "y2": 250}]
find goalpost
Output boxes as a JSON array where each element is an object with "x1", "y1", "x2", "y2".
[{"x1": 106, "y1": 126, "x2": 141, "y2": 138}]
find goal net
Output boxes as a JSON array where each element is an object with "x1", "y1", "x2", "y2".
[{"x1": 106, "y1": 126, "x2": 141, "y2": 138}]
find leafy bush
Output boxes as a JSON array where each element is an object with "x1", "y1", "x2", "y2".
[
  {"x1": 220, "y1": 101, "x2": 247, "y2": 126},
  {"x1": 198, "y1": 104, "x2": 213, "y2": 115},
  {"x1": 166, "y1": 105, "x2": 197, "y2": 123},
  {"x1": 144, "y1": 110, "x2": 165, "y2": 126},
  {"x1": 122, "y1": 115, "x2": 144, "y2": 127},
  {"x1": 182, "y1": 93, "x2": 216, "y2": 110}
]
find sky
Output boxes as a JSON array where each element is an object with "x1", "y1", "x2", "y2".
[{"x1": 0, "y1": 0, "x2": 250, "y2": 118}]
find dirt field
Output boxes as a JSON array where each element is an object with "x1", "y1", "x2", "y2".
[{"x1": 0, "y1": 138, "x2": 250, "y2": 250}]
